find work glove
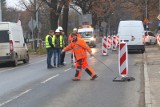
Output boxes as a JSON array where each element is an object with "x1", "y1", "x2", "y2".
[{"x1": 61, "y1": 49, "x2": 65, "y2": 53}]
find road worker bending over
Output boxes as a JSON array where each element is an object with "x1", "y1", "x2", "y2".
[{"x1": 62, "y1": 33, "x2": 98, "y2": 81}]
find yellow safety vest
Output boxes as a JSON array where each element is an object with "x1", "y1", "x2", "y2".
[
  {"x1": 45, "y1": 35, "x2": 52, "y2": 48},
  {"x1": 52, "y1": 35, "x2": 64, "y2": 48}
]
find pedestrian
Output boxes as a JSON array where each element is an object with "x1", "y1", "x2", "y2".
[
  {"x1": 68, "y1": 28, "x2": 82, "y2": 63},
  {"x1": 45, "y1": 30, "x2": 55, "y2": 69},
  {"x1": 58, "y1": 26, "x2": 68, "y2": 66},
  {"x1": 62, "y1": 33, "x2": 98, "y2": 81},
  {"x1": 53, "y1": 29, "x2": 65, "y2": 67}
]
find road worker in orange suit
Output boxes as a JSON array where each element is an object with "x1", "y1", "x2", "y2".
[
  {"x1": 62, "y1": 33, "x2": 98, "y2": 81},
  {"x1": 68, "y1": 28, "x2": 81, "y2": 43},
  {"x1": 68, "y1": 28, "x2": 82, "y2": 63}
]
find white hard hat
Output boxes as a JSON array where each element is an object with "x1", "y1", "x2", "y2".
[
  {"x1": 73, "y1": 28, "x2": 78, "y2": 31},
  {"x1": 58, "y1": 26, "x2": 63, "y2": 31},
  {"x1": 55, "y1": 29, "x2": 60, "y2": 33}
]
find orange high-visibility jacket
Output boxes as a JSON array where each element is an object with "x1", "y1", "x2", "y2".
[
  {"x1": 64, "y1": 38, "x2": 91, "y2": 60},
  {"x1": 68, "y1": 33, "x2": 82, "y2": 42}
]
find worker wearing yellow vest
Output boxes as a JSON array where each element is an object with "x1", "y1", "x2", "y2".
[
  {"x1": 52, "y1": 29, "x2": 65, "y2": 67},
  {"x1": 45, "y1": 30, "x2": 55, "y2": 69},
  {"x1": 62, "y1": 33, "x2": 98, "y2": 81},
  {"x1": 58, "y1": 26, "x2": 68, "y2": 66}
]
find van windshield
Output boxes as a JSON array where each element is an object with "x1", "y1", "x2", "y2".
[
  {"x1": 0, "y1": 30, "x2": 9, "y2": 43},
  {"x1": 79, "y1": 32, "x2": 93, "y2": 38}
]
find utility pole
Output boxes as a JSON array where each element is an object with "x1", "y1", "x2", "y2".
[
  {"x1": 145, "y1": 0, "x2": 149, "y2": 31},
  {"x1": 145, "y1": 0, "x2": 148, "y2": 18},
  {"x1": 36, "y1": 0, "x2": 39, "y2": 48},
  {"x1": 159, "y1": 0, "x2": 160, "y2": 14},
  {"x1": 0, "y1": 0, "x2": 2, "y2": 22}
]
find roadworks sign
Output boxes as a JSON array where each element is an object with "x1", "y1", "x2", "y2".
[{"x1": 157, "y1": 14, "x2": 160, "y2": 20}]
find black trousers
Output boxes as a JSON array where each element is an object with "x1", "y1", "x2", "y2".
[{"x1": 61, "y1": 52, "x2": 66, "y2": 64}]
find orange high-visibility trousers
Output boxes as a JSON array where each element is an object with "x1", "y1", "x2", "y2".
[{"x1": 74, "y1": 58, "x2": 96, "y2": 79}]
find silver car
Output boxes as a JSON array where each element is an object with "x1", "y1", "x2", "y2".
[{"x1": 143, "y1": 31, "x2": 157, "y2": 45}]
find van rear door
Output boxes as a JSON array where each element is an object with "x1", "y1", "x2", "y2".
[
  {"x1": 0, "y1": 30, "x2": 10, "y2": 56},
  {"x1": 119, "y1": 26, "x2": 144, "y2": 45}
]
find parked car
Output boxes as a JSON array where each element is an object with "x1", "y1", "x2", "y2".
[
  {"x1": 143, "y1": 31, "x2": 157, "y2": 45},
  {"x1": 0, "y1": 22, "x2": 29, "y2": 67}
]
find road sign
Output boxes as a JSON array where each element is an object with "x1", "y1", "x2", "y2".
[
  {"x1": 28, "y1": 17, "x2": 36, "y2": 31},
  {"x1": 157, "y1": 14, "x2": 160, "y2": 20}
]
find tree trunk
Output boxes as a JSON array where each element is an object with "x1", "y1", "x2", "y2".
[
  {"x1": 62, "y1": 1, "x2": 69, "y2": 36},
  {"x1": 50, "y1": 10, "x2": 58, "y2": 31}
]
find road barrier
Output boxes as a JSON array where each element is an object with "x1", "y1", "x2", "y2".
[
  {"x1": 102, "y1": 36, "x2": 108, "y2": 55},
  {"x1": 157, "y1": 34, "x2": 160, "y2": 46},
  {"x1": 113, "y1": 41, "x2": 135, "y2": 82},
  {"x1": 112, "y1": 35, "x2": 118, "y2": 51},
  {"x1": 107, "y1": 35, "x2": 111, "y2": 49},
  {"x1": 119, "y1": 41, "x2": 128, "y2": 77}
]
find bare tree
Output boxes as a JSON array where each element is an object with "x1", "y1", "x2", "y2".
[
  {"x1": 62, "y1": 0, "x2": 71, "y2": 35},
  {"x1": 42, "y1": 0, "x2": 65, "y2": 30}
]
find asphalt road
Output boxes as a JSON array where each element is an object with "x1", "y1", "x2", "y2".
[{"x1": 0, "y1": 44, "x2": 144, "y2": 107}]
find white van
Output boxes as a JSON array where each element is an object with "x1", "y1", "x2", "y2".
[
  {"x1": 117, "y1": 20, "x2": 145, "y2": 53},
  {"x1": 0, "y1": 22, "x2": 29, "y2": 66},
  {"x1": 78, "y1": 26, "x2": 96, "y2": 47}
]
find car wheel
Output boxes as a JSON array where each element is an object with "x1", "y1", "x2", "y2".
[
  {"x1": 12, "y1": 57, "x2": 18, "y2": 67},
  {"x1": 23, "y1": 54, "x2": 29, "y2": 63}
]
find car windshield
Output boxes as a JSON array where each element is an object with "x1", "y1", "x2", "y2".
[
  {"x1": 79, "y1": 32, "x2": 93, "y2": 38},
  {"x1": 0, "y1": 30, "x2": 9, "y2": 43}
]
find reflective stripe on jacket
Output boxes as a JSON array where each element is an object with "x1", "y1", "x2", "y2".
[
  {"x1": 52, "y1": 35, "x2": 64, "y2": 48},
  {"x1": 64, "y1": 38, "x2": 91, "y2": 60}
]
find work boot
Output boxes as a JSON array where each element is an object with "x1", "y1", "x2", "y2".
[
  {"x1": 47, "y1": 65, "x2": 54, "y2": 69},
  {"x1": 90, "y1": 75, "x2": 98, "y2": 80},
  {"x1": 72, "y1": 77, "x2": 80, "y2": 81}
]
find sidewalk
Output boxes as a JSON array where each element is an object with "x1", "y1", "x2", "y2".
[{"x1": 144, "y1": 46, "x2": 160, "y2": 107}]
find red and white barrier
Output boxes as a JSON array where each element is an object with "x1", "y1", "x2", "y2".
[
  {"x1": 102, "y1": 36, "x2": 108, "y2": 55},
  {"x1": 107, "y1": 35, "x2": 111, "y2": 49},
  {"x1": 157, "y1": 34, "x2": 160, "y2": 45},
  {"x1": 113, "y1": 41, "x2": 135, "y2": 82},
  {"x1": 119, "y1": 41, "x2": 128, "y2": 77},
  {"x1": 112, "y1": 35, "x2": 118, "y2": 50}
]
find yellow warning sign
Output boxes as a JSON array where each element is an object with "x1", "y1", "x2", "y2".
[{"x1": 157, "y1": 14, "x2": 160, "y2": 20}]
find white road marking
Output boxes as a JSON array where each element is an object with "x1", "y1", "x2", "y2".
[
  {"x1": 29, "y1": 59, "x2": 46, "y2": 65},
  {"x1": 0, "y1": 59, "x2": 46, "y2": 74},
  {"x1": 41, "y1": 74, "x2": 59, "y2": 84},
  {"x1": 0, "y1": 89, "x2": 32, "y2": 107},
  {"x1": 64, "y1": 68, "x2": 72, "y2": 72},
  {"x1": 0, "y1": 68, "x2": 16, "y2": 73}
]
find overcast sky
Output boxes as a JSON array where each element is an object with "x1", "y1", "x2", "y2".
[{"x1": 6, "y1": 0, "x2": 20, "y2": 8}]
